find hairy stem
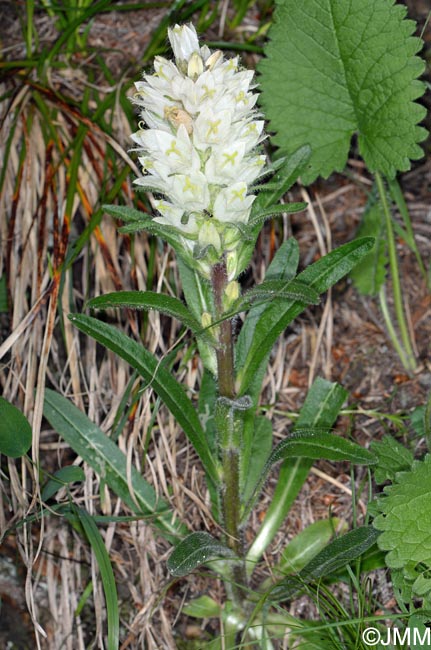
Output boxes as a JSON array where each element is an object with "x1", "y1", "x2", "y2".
[{"x1": 211, "y1": 262, "x2": 248, "y2": 607}]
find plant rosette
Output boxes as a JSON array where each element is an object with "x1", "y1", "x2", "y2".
[{"x1": 131, "y1": 23, "x2": 266, "y2": 279}]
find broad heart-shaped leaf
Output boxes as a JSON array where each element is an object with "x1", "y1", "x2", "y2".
[
  {"x1": 167, "y1": 532, "x2": 236, "y2": 578},
  {"x1": 259, "y1": 0, "x2": 427, "y2": 183},
  {"x1": 86, "y1": 291, "x2": 211, "y2": 342},
  {"x1": 369, "y1": 434, "x2": 414, "y2": 485},
  {"x1": 68, "y1": 314, "x2": 219, "y2": 487},
  {"x1": 270, "y1": 525, "x2": 380, "y2": 602},
  {"x1": 0, "y1": 397, "x2": 32, "y2": 458},
  {"x1": 373, "y1": 454, "x2": 431, "y2": 571},
  {"x1": 236, "y1": 237, "x2": 374, "y2": 398},
  {"x1": 43, "y1": 390, "x2": 186, "y2": 541},
  {"x1": 350, "y1": 195, "x2": 388, "y2": 296},
  {"x1": 245, "y1": 378, "x2": 347, "y2": 571}
]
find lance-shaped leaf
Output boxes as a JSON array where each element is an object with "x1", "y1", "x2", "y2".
[
  {"x1": 243, "y1": 428, "x2": 375, "y2": 522},
  {"x1": 43, "y1": 390, "x2": 185, "y2": 541},
  {"x1": 246, "y1": 378, "x2": 348, "y2": 572},
  {"x1": 235, "y1": 145, "x2": 311, "y2": 277},
  {"x1": 167, "y1": 532, "x2": 236, "y2": 578},
  {"x1": 68, "y1": 314, "x2": 219, "y2": 486},
  {"x1": 268, "y1": 429, "x2": 376, "y2": 466},
  {"x1": 236, "y1": 237, "x2": 374, "y2": 397},
  {"x1": 248, "y1": 202, "x2": 307, "y2": 227},
  {"x1": 259, "y1": 0, "x2": 427, "y2": 183},
  {"x1": 270, "y1": 526, "x2": 380, "y2": 602},
  {"x1": 251, "y1": 145, "x2": 312, "y2": 214},
  {"x1": 87, "y1": 291, "x2": 212, "y2": 343},
  {"x1": 242, "y1": 279, "x2": 320, "y2": 307}
]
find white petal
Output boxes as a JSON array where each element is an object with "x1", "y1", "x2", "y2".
[{"x1": 168, "y1": 24, "x2": 200, "y2": 63}]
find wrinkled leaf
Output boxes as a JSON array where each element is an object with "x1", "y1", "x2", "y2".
[
  {"x1": 374, "y1": 455, "x2": 431, "y2": 571},
  {"x1": 370, "y1": 434, "x2": 414, "y2": 485},
  {"x1": 259, "y1": 0, "x2": 427, "y2": 182}
]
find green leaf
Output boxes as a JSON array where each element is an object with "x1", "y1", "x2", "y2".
[
  {"x1": 237, "y1": 237, "x2": 374, "y2": 397},
  {"x1": 42, "y1": 466, "x2": 85, "y2": 501},
  {"x1": 374, "y1": 454, "x2": 431, "y2": 571},
  {"x1": 237, "y1": 238, "x2": 300, "y2": 410},
  {"x1": 278, "y1": 518, "x2": 342, "y2": 575},
  {"x1": 350, "y1": 197, "x2": 388, "y2": 296},
  {"x1": 76, "y1": 508, "x2": 119, "y2": 650},
  {"x1": 270, "y1": 526, "x2": 380, "y2": 601},
  {"x1": 243, "y1": 279, "x2": 320, "y2": 307},
  {"x1": 0, "y1": 275, "x2": 8, "y2": 312},
  {"x1": 43, "y1": 389, "x2": 185, "y2": 541},
  {"x1": 68, "y1": 314, "x2": 219, "y2": 486},
  {"x1": 167, "y1": 532, "x2": 236, "y2": 578},
  {"x1": 252, "y1": 145, "x2": 312, "y2": 213},
  {"x1": 182, "y1": 595, "x2": 221, "y2": 619},
  {"x1": 235, "y1": 145, "x2": 311, "y2": 277},
  {"x1": 86, "y1": 291, "x2": 211, "y2": 342},
  {"x1": 0, "y1": 397, "x2": 32, "y2": 458},
  {"x1": 241, "y1": 416, "x2": 273, "y2": 506},
  {"x1": 267, "y1": 429, "x2": 376, "y2": 465},
  {"x1": 245, "y1": 378, "x2": 348, "y2": 570},
  {"x1": 259, "y1": 0, "x2": 427, "y2": 183},
  {"x1": 369, "y1": 434, "x2": 414, "y2": 485},
  {"x1": 177, "y1": 258, "x2": 217, "y2": 376},
  {"x1": 248, "y1": 202, "x2": 307, "y2": 226},
  {"x1": 244, "y1": 428, "x2": 375, "y2": 527}
]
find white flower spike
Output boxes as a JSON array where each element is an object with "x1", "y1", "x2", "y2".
[{"x1": 131, "y1": 23, "x2": 266, "y2": 278}]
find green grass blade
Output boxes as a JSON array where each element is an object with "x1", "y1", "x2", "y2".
[
  {"x1": 68, "y1": 314, "x2": 219, "y2": 486},
  {"x1": 77, "y1": 507, "x2": 119, "y2": 650}
]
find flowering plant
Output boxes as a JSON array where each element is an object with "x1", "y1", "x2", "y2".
[
  {"x1": 130, "y1": 24, "x2": 266, "y2": 280},
  {"x1": 49, "y1": 22, "x2": 378, "y2": 649}
]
